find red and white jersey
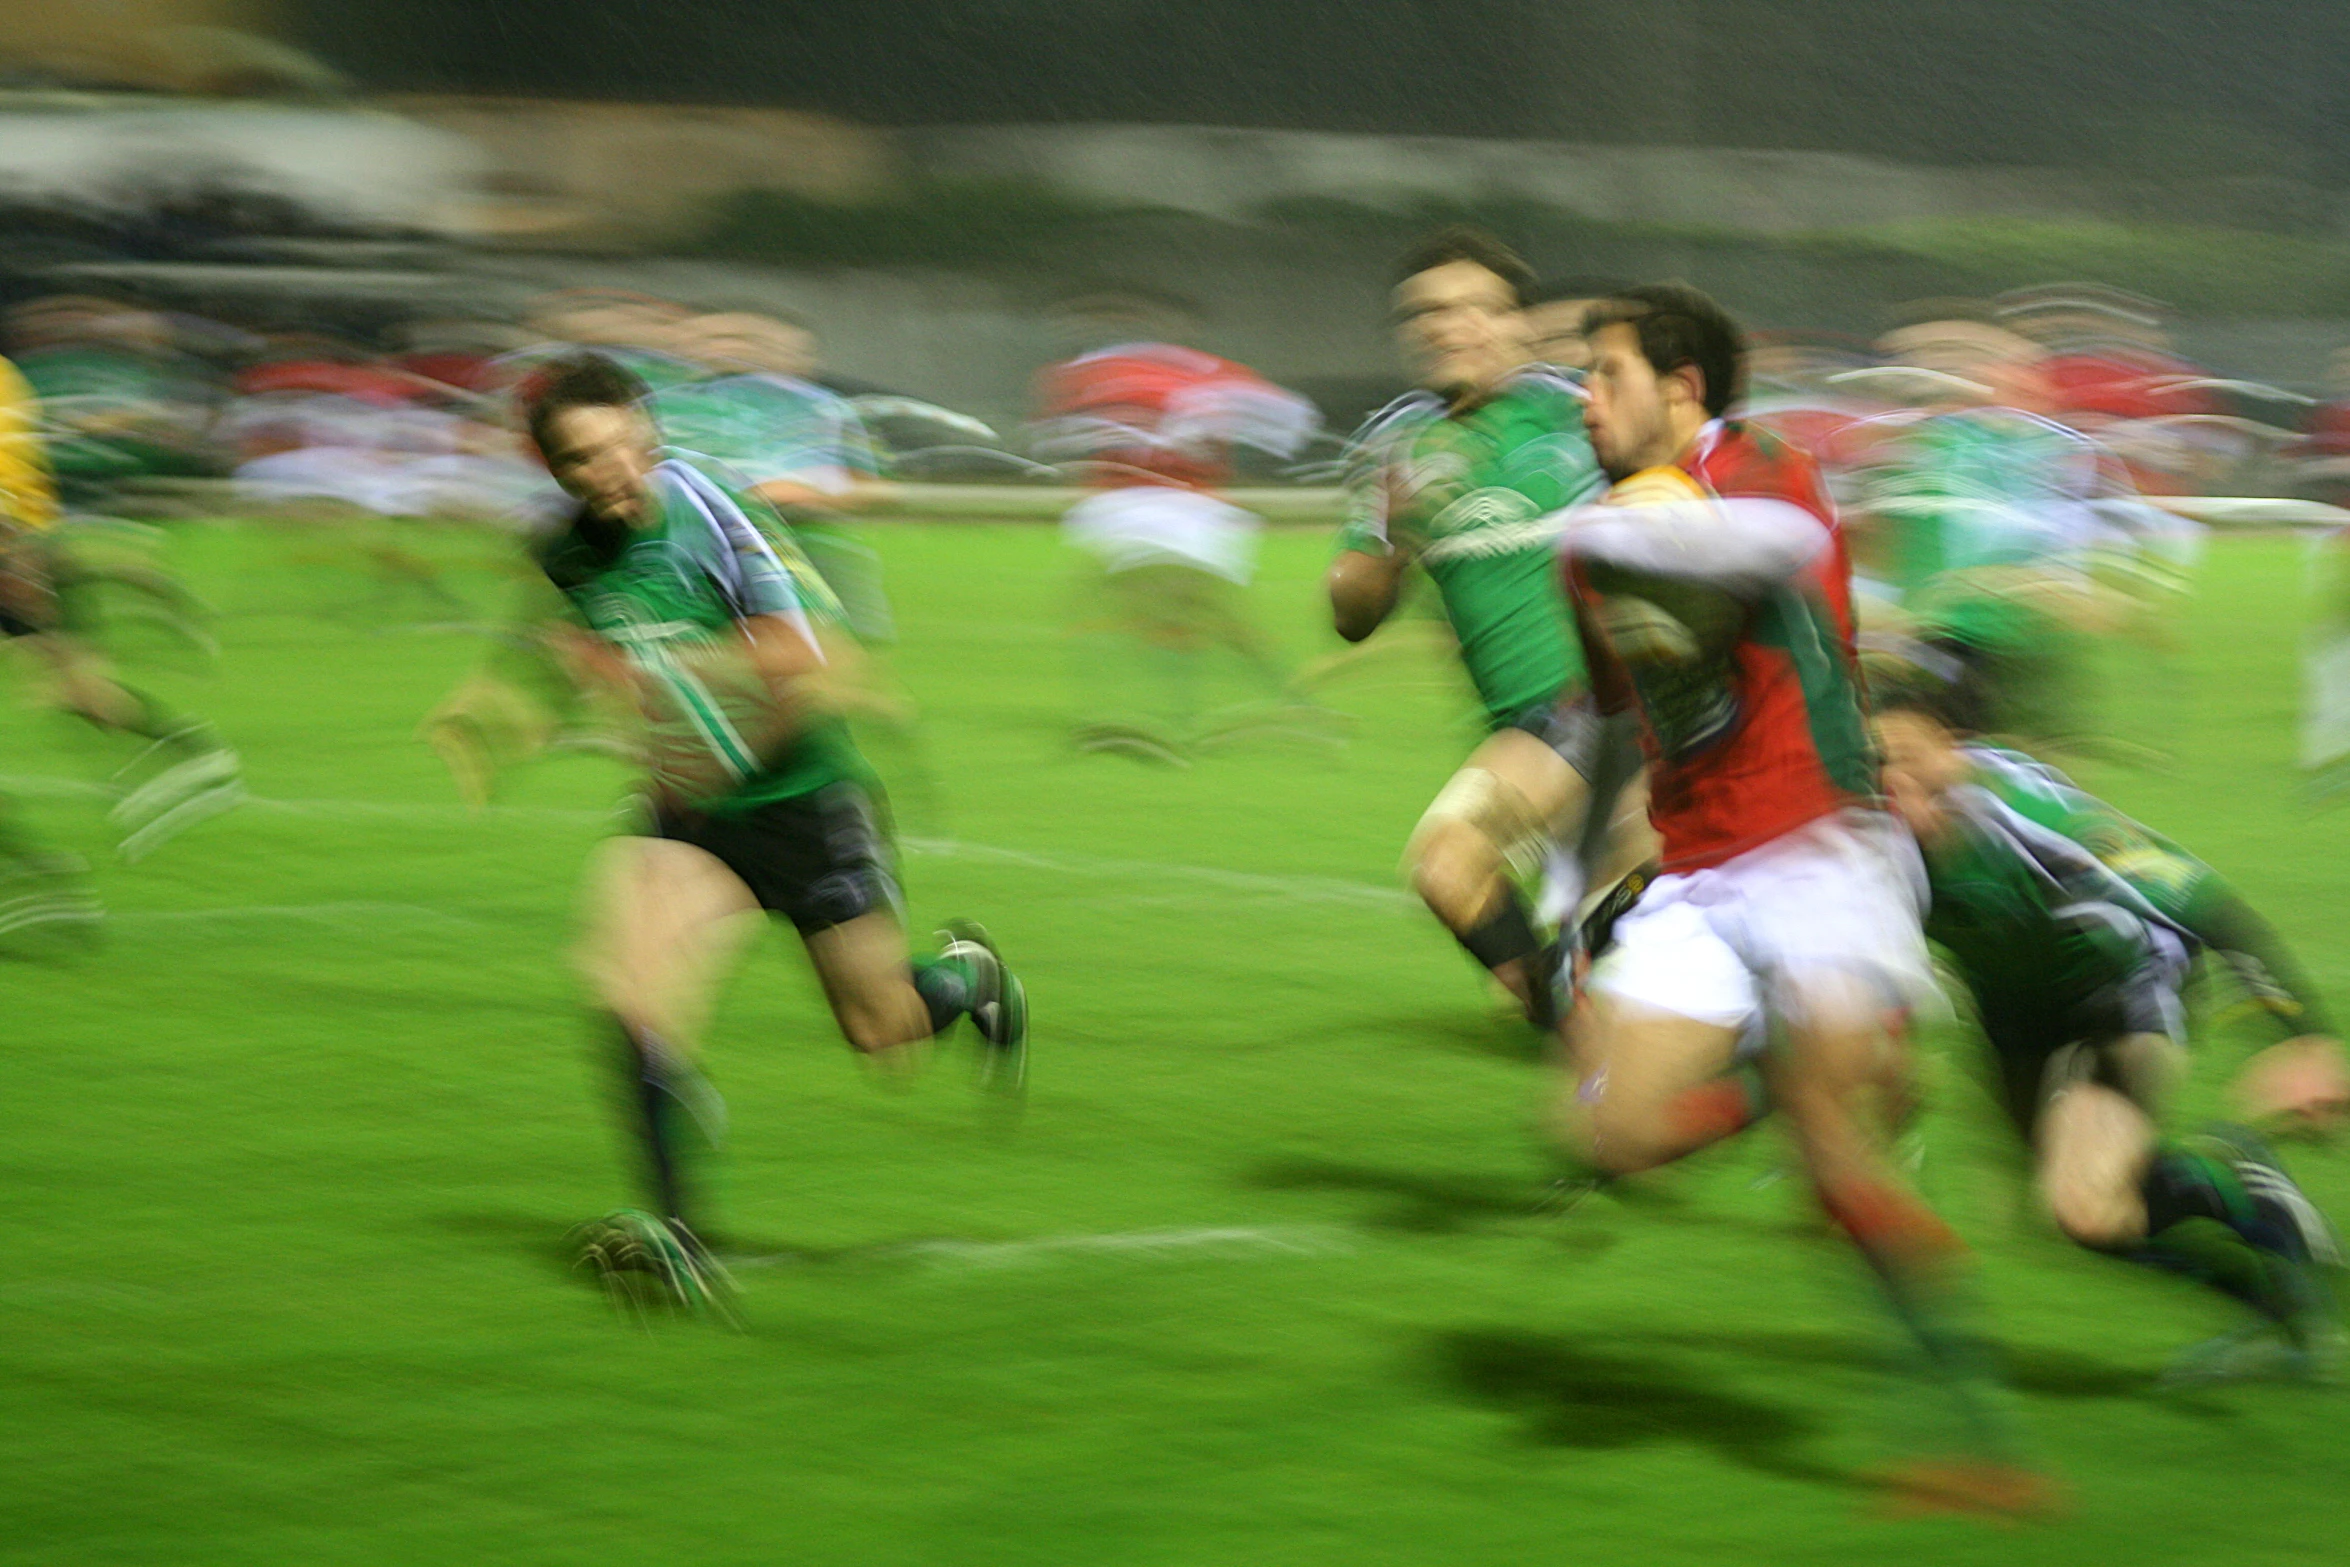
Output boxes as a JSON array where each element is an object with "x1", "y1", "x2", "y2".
[
  {"x1": 1565, "y1": 421, "x2": 1878, "y2": 874},
  {"x1": 1032, "y1": 343, "x2": 1316, "y2": 491}
]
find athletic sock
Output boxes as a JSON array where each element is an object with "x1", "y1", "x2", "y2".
[
  {"x1": 612, "y1": 1020, "x2": 721, "y2": 1226},
  {"x1": 1457, "y1": 892, "x2": 1552, "y2": 1029},
  {"x1": 1819, "y1": 1176, "x2": 2009, "y2": 1453},
  {"x1": 2129, "y1": 1146, "x2": 2302, "y2": 1321},
  {"x1": 910, "y1": 955, "x2": 976, "y2": 1036},
  {"x1": 1663, "y1": 1065, "x2": 1770, "y2": 1148}
]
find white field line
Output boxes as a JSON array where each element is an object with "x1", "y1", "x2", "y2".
[
  {"x1": 730, "y1": 1224, "x2": 1352, "y2": 1274},
  {"x1": 902, "y1": 836, "x2": 1416, "y2": 910},
  {"x1": 112, "y1": 901, "x2": 481, "y2": 928},
  {"x1": 0, "y1": 773, "x2": 1416, "y2": 911}
]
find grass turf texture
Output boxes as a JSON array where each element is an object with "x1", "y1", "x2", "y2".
[{"x1": 3, "y1": 520, "x2": 2347, "y2": 1565}]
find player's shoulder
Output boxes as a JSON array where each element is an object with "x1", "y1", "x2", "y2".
[
  {"x1": 1962, "y1": 742, "x2": 2079, "y2": 792},
  {"x1": 1346, "y1": 389, "x2": 1445, "y2": 451},
  {"x1": 1503, "y1": 364, "x2": 1589, "y2": 407},
  {"x1": 1701, "y1": 419, "x2": 1830, "y2": 506},
  {"x1": 532, "y1": 502, "x2": 609, "y2": 588}
]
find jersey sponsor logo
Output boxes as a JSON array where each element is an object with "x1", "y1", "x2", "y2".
[
  {"x1": 1425, "y1": 485, "x2": 1538, "y2": 540},
  {"x1": 1418, "y1": 514, "x2": 1568, "y2": 563}
]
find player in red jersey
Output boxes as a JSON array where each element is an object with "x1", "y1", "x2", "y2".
[
  {"x1": 1549, "y1": 284, "x2": 2046, "y2": 1514},
  {"x1": 1033, "y1": 298, "x2": 1318, "y2": 754}
]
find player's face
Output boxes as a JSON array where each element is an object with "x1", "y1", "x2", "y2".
[
  {"x1": 1523, "y1": 299, "x2": 1597, "y2": 370},
  {"x1": 1873, "y1": 711, "x2": 1966, "y2": 842},
  {"x1": 1393, "y1": 261, "x2": 1529, "y2": 403},
  {"x1": 1582, "y1": 322, "x2": 1677, "y2": 478},
  {"x1": 769, "y1": 324, "x2": 819, "y2": 379},
  {"x1": 542, "y1": 404, "x2": 659, "y2": 526}
]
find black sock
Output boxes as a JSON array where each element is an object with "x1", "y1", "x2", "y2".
[
  {"x1": 1457, "y1": 892, "x2": 1541, "y2": 973},
  {"x1": 612, "y1": 1021, "x2": 717, "y2": 1225},
  {"x1": 910, "y1": 957, "x2": 974, "y2": 1036},
  {"x1": 1457, "y1": 893, "x2": 1554, "y2": 1028}
]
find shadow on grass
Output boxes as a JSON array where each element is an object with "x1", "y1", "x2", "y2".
[
  {"x1": 1599, "y1": 1328, "x2": 2230, "y2": 1418},
  {"x1": 1245, "y1": 1155, "x2": 1821, "y2": 1250},
  {"x1": 1249, "y1": 1156, "x2": 1592, "y2": 1237},
  {"x1": 1432, "y1": 1327, "x2": 1865, "y2": 1491}
]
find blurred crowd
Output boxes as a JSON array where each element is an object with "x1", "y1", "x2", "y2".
[
  {"x1": 15, "y1": 273, "x2": 2350, "y2": 766},
  {"x1": 11, "y1": 276, "x2": 2350, "y2": 526}
]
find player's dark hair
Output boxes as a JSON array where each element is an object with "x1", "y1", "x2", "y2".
[
  {"x1": 1870, "y1": 672, "x2": 1975, "y2": 735},
  {"x1": 1394, "y1": 227, "x2": 1535, "y2": 307},
  {"x1": 524, "y1": 352, "x2": 652, "y2": 456},
  {"x1": 1582, "y1": 283, "x2": 1747, "y2": 417},
  {"x1": 1529, "y1": 274, "x2": 1630, "y2": 306}
]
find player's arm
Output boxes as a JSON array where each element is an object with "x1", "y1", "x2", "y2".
[
  {"x1": 749, "y1": 473, "x2": 899, "y2": 514},
  {"x1": 2204, "y1": 881, "x2": 2350, "y2": 1132},
  {"x1": 1328, "y1": 460, "x2": 1416, "y2": 641},
  {"x1": 420, "y1": 574, "x2": 589, "y2": 808},
  {"x1": 1328, "y1": 548, "x2": 1408, "y2": 642},
  {"x1": 1561, "y1": 491, "x2": 1831, "y2": 664}
]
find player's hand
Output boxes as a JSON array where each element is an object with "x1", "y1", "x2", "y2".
[
  {"x1": 419, "y1": 676, "x2": 554, "y2": 810},
  {"x1": 2229, "y1": 1035, "x2": 2350, "y2": 1140},
  {"x1": 544, "y1": 626, "x2": 647, "y2": 706}
]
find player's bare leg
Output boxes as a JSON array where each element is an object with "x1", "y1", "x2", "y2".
[
  {"x1": 1552, "y1": 1001, "x2": 1748, "y2": 1176},
  {"x1": 2028, "y1": 1036, "x2": 2341, "y2": 1382},
  {"x1": 804, "y1": 911, "x2": 940, "y2": 1069},
  {"x1": 577, "y1": 836, "x2": 763, "y2": 1227},
  {"x1": 1409, "y1": 726, "x2": 1589, "y2": 1027},
  {"x1": 1766, "y1": 979, "x2": 2050, "y2": 1516}
]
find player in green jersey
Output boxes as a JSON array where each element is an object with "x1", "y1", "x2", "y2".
[
  {"x1": 1328, "y1": 230, "x2": 1640, "y2": 1029},
  {"x1": 1881, "y1": 695, "x2": 2350, "y2": 1134},
  {"x1": 1876, "y1": 688, "x2": 2342, "y2": 1378},
  {"x1": 655, "y1": 313, "x2": 900, "y2": 645},
  {"x1": 1854, "y1": 317, "x2": 2146, "y2": 747},
  {"x1": 436, "y1": 355, "x2": 1027, "y2": 1317}
]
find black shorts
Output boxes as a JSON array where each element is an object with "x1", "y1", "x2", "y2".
[
  {"x1": 0, "y1": 537, "x2": 57, "y2": 638},
  {"x1": 650, "y1": 782, "x2": 900, "y2": 935},
  {"x1": 1976, "y1": 961, "x2": 2186, "y2": 1134},
  {"x1": 1502, "y1": 692, "x2": 1624, "y2": 784}
]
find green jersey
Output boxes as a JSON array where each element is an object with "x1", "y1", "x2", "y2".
[
  {"x1": 537, "y1": 456, "x2": 865, "y2": 814},
  {"x1": 1338, "y1": 369, "x2": 1604, "y2": 726},
  {"x1": 652, "y1": 374, "x2": 885, "y2": 496},
  {"x1": 1962, "y1": 743, "x2": 2333, "y2": 1039},
  {"x1": 1919, "y1": 783, "x2": 2187, "y2": 1019},
  {"x1": 1962, "y1": 744, "x2": 2216, "y2": 922},
  {"x1": 1860, "y1": 407, "x2": 2100, "y2": 651}
]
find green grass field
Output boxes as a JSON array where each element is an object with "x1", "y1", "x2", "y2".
[{"x1": 5, "y1": 521, "x2": 2348, "y2": 1565}]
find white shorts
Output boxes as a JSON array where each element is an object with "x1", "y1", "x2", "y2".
[
  {"x1": 1063, "y1": 486, "x2": 1261, "y2": 585},
  {"x1": 1587, "y1": 808, "x2": 1934, "y2": 1042}
]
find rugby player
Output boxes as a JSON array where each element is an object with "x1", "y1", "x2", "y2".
[
  {"x1": 1329, "y1": 230, "x2": 1639, "y2": 1030},
  {"x1": 454, "y1": 355, "x2": 1027, "y2": 1315},
  {"x1": 1551, "y1": 285, "x2": 2039, "y2": 1509},
  {"x1": 1850, "y1": 316, "x2": 2118, "y2": 743},
  {"x1": 0, "y1": 345, "x2": 239, "y2": 865},
  {"x1": 656, "y1": 312, "x2": 900, "y2": 645},
  {"x1": 1875, "y1": 687, "x2": 2342, "y2": 1379},
  {"x1": 1035, "y1": 295, "x2": 1319, "y2": 756},
  {"x1": 1521, "y1": 276, "x2": 1627, "y2": 375}
]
